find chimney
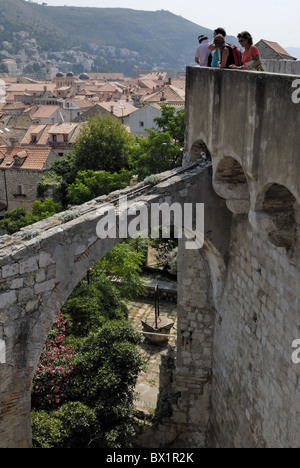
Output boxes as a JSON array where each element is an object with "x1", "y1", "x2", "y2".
[
  {"x1": 168, "y1": 77, "x2": 172, "y2": 85},
  {"x1": 10, "y1": 137, "x2": 19, "y2": 147},
  {"x1": 110, "y1": 105, "x2": 114, "y2": 114}
]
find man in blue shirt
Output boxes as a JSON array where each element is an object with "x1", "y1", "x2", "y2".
[{"x1": 209, "y1": 27, "x2": 227, "y2": 67}]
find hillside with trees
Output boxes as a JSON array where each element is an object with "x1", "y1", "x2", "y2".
[{"x1": 0, "y1": 0, "x2": 238, "y2": 73}]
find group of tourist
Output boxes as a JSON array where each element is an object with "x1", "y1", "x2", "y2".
[{"x1": 195, "y1": 27, "x2": 263, "y2": 71}]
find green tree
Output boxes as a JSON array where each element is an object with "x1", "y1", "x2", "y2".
[
  {"x1": 32, "y1": 402, "x2": 97, "y2": 449},
  {"x1": 0, "y1": 207, "x2": 32, "y2": 235},
  {"x1": 0, "y1": 198, "x2": 62, "y2": 235},
  {"x1": 154, "y1": 104, "x2": 185, "y2": 147},
  {"x1": 37, "y1": 152, "x2": 77, "y2": 206},
  {"x1": 130, "y1": 130, "x2": 182, "y2": 180},
  {"x1": 31, "y1": 239, "x2": 147, "y2": 448},
  {"x1": 62, "y1": 277, "x2": 128, "y2": 339},
  {"x1": 31, "y1": 410, "x2": 65, "y2": 449},
  {"x1": 91, "y1": 241, "x2": 146, "y2": 300},
  {"x1": 31, "y1": 198, "x2": 62, "y2": 220},
  {"x1": 66, "y1": 169, "x2": 132, "y2": 205},
  {"x1": 73, "y1": 114, "x2": 133, "y2": 173},
  {"x1": 70, "y1": 320, "x2": 144, "y2": 447}
]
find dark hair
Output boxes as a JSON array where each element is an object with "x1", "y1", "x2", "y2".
[
  {"x1": 198, "y1": 35, "x2": 208, "y2": 43},
  {"x1": 237, "y1": 31, "x2": 253, "y2": 45},
  {"x1": 214, "y1": 27, "x2": 226, "y2": 37}
]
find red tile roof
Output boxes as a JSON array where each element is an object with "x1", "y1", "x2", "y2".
[
  {"x1": 259, "y1": 40, "x2": 297, "y2": 60},
  {"x1": 0, "y1": 145, "x2": 54, "y2": 170},
  {"x1": 32, "y1": 105, "x2": 60, "y2": 119}
]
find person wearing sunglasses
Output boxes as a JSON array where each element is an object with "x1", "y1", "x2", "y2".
[{"x1": 230, "y1": 31, "x2": 263, "y2": 71}]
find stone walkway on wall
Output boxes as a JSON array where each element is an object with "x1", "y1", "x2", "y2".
[{"x1": 128, "y1": 299, "x2": 177, "y2": 414}]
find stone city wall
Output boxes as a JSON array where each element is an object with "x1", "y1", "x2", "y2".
[
  {"x1": 183, "y1": 67, "x2": 300, "y2": 447},
  {"x1": 0, "y1": 161, "x2": 229, "y2": 448}
]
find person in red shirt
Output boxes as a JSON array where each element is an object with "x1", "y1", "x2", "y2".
[{"x1": 229, "y1": 31, "x2": 263, "y2": 71}]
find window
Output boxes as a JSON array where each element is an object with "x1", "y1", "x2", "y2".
[
  {"x1": 63, "y1": 134, "x2": 68, "y2": 142},
  {"x1": 13, "y1": 185, "x2": 26, "y2": 198},
  {"x1": 52, "y1": 135, "x2": 57, "y2": 142},
  {"x1": 139, "y1": 121, "x2": 144, "y2": 127}
]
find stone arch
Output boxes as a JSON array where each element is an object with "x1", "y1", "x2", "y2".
[
  {"x1": 189, "y1": 139, "x2": 212, "y2": 163},
  {"x1": 251, "y1": 183, "x2": 299, "y2": 250},
  {"x1": 0, "y1": 229, "x2": 122, "y2": 447},
  {"x1": 213, "y1": 156, "x2": 250, "y2": 215},
  {"x1": 0, "y1": 162, "x2": 212, "y2": 448}
]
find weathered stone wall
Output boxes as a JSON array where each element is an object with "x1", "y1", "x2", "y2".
[
  {"x1": 183, "y1": 67, "x2": 300, "y2": 448},
  {"x1": 264, "y1": 59, "x2": 300, "y2": 75},
  {"x1": 208, "y1": 215, "x2": 300, "y2": 448},
  {"x1": 0, "y1": 169, "x2": 44, "y2": 210},
  {"x1": 0, "y1": 161, "x2": 230, "y2": 448}
]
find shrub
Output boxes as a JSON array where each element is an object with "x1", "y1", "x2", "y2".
[
  {"x1": 31, "y1": 410, "x2": 65, "y2": 448},
  {"x1": 52, "y1": 402, "x2": 98, "y2": 448},
  {"x1": 62, "y1": 278, "x2": 128, "y2": 338},
  {"x1": 32, "y1": 312, "x2": 77, "y2": 411},
  {"x1": 32, "y1": 402, "x2": 97, "y2": 448},
  {"x1": 69, "y1": 320, "x2": 144, "y2": 447}
]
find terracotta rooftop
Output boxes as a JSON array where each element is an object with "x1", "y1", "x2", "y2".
[
  {"x1": 48, "y1": 122, "x2": 79, "y2": 135},
  {"x1": 32, "y1": 105, "x2": 60, "y2": 119},
  {"x1": 258, "y1": 39, "x2": 297, "y2": 60},
  {"x1": 21, "y1": 122, "x2": 84, "y2": 146},
  {"x1": 98, "y1": 82, "x2": 120, "y2": 92},
  {"x1": 98, "y1": 100, "x2": 137, "y2": 118},
  {"x1": 2, "y1": 102, "x2": 27, "y2": 110},
  {"x1": 7, "y1": 83, "x2": 56, "y2": 93},
  {"x1": 141, "y1": 85, "x2": 185, "y2": 104},
  {"x1": 21, "y1": 124, "x2": 50, "y2": 145},
  {"x1": 0, "y1": 145, "x2": 55, "y2": 170}
]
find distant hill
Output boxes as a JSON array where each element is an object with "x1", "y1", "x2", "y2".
[{"x1": 0, "y1": 0, "x2": 239, "y2": 74}]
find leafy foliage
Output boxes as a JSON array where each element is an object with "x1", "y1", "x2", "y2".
[
  {"x1": 130, "y1": 130, "x2": 182, "y2": 180},
  {"x1": 73, "y1": 114, "x2": 133, "y2": 173},
  {"x1": 154, "y1": 105, "x2": 186, "y2": 147},
  {"x1": 31, "y1": 410, "x2": 65, "y2": 449},
  {"x1": 0, "y1": 198, "x2": 62, "y2": 235},
  {"x1": 37, "y1": 153, "x2": 77, "y2": 205},
  {"x1": 129, "y1": 105, "x2": 185, "y2": 180},
  {"x1": 66, "y1": 169, "x2": 132, "y2": 205},
  {"x1": 92, "y1": 241, "x2": 146, "y2": 300},
  {"x1": 31, "y1": 402, "x2": 97, "y2": 449},
  {"x1": 70, "y1": 321, "x2": 144, "y2": 447},
  {"x1": 31, "y1": 241, "x2": 147, "y2": 448},
  {"x1": 62, "y1": 277, "x2": 128, "y2": 338}
]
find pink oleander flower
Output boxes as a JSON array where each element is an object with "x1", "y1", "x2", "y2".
[{"x1": 32, "y1": 311, "x2": 76, "y2": 409}]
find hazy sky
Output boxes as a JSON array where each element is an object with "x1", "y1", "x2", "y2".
[{"x1": 34, "y1": 0, "x2": 300, "y2": 49}]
